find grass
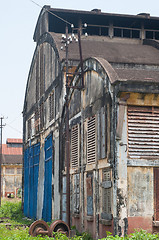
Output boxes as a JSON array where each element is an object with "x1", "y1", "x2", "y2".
[{"x1": 0, "y1": 200, "x2": 159, "y2": 239}]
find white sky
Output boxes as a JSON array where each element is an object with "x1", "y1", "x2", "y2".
[{"x1": 0, "y1": 0, "x2": 159, "y2": 143}]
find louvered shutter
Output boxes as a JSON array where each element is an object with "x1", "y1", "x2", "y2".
[
  {"x1": 87, "y1": 116, "x2": 96, "y2": 164},
  {"x1": 128, "y1": 106, "x2": 159, "y2": 159},
  {"x1": 101, "y1": 169, "x2": 112, "y2": 219},
  {"x1": 73, "y1": 174, "x2": 80, "y2": 214},
  {"x1": 49, "y1": 91, "x2": 55, "y2": 122},
  {"x1": 71, "y1": 125, "x2": 79, "y2": 168}
]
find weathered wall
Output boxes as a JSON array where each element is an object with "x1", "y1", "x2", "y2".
[
  {"x1": 67, "y1": 58, "x2": 113, "y2": 239},
  {"x1": 2, "y1": 165, "x2": 22, "y2": 198}
]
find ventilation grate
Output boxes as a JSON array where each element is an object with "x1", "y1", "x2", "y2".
[{"x1": 128, "y1": 106, "x2": 159, "y2": 159}]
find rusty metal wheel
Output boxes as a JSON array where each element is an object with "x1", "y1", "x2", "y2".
[
  {"x1": 48, "y1": 220, "x2": 70, "y2": 237},
  {"x1": 29, "y1": 220, "x2": 49, "y2": 237}
]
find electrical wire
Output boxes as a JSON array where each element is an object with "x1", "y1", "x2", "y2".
[
  {"x1": 30, "y1": 0, "x2": 73, "y2": 26},
  {"x1": 5, "y1": 123, "x2": 22, "y2": 134}
]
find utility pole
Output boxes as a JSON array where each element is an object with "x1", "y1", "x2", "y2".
[
  {"x1": 0, "y1": 117, "x2": 5, "y2": 207},
  {"x1": 63, "y1": 24, "x2": 86, "y2": 227},
  {"x1": 65, "y1": 24, "x2": 71, "y2": 227}
]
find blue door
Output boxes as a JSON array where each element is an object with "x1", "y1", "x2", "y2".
[
  {"x1": 24, "y1": 148, "x2": 29, "y2": 216},
  {"x1": 29, "y1": 146, "x2": 34, "y2": 218},
  {"x1": 33, "y1": 143, "x2": 40, "y2": 219},
  {"x1": 42, "y1": 134, "x2": 53, "y2": 222}
]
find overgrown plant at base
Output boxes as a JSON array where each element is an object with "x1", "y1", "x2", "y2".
[{"x1": 0, "y1": 201, "x2": 159, "y2": 239}]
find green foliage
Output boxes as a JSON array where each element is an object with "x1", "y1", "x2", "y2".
[
  {"x1": 0, "y1": 201, "x2": 23, "y2": 220},
  {"x1": 0, "y1": 200, "x2": 33, "y2": 225},
  {"x1": 0, "y1": 201, "x2": 159, "y2": 240},
  {"x1": 129, "y1": 229, "x2": 159, "y2": 239}
]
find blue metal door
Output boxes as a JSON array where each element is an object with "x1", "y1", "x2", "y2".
[
  {"x1": 24, "y1": 148, "x2": 29, "y2": 216},
  {"x1": 33, "y1": 143, "x2": 40, "y2": 219},
  {"x1": 42, "y1": 134, "x2": 53, "y2": 222},
  {"x1": 29, "y1": 146, "x2": 34, "y2": 218}
]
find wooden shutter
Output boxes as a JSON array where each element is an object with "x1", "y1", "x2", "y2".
[
  {"x1": 35, "y1": 108, "x2": 40, "y2": 134},
  {"x1": 40, "y1": 103, "x2": 44, "y2": 130},
  {"x1": 102, "y1": 169, "x2": 112, "y2": 218},
  {"x1": 86, "y1": 172, "x2": 93, "y2": 216},
  {"x1": 73, "y1": 174, "x2": 80, "y2": 214},
  {"x1": 128, "y1": 106, "x2": 159, "y2": 159},
  {"x1": 28, "y1": 119, "x2": 31, "y2": 139},
  {"x1": 71, "y1": 125, "x2": 79, "y2": 168},
  {"x1": 97, "y1": 107, "x2": 107, "y2": 160},
  {"x1": 49, "y1": 91, "x2": 55, "y2": 122},
  {"x1": 87, "y1": 116, "x2": 96, "y2": 164}
]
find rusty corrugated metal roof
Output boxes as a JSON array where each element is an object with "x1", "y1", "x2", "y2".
[
  {"x1": 51, "y1": 33, "x2": 159, "y2": 66},
  {"x1": 2, "y1": 154, "x2": 22, "y2": 165},
  {"x1": 6, "y1": 138, "x2": 23, "y2": 144},
  {"x1": 2, "y1": 144, "x2": 22, "y2": 155}
]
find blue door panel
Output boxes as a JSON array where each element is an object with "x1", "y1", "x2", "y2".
[
  {"x1": 29, "y1": 146, "x2": 34, "y2": 218},
  {"x1": 23, "y1": 143, "x2": 40, "y2": 220},
  {"x1": 42, "y1": 134, "x2": 53, "y2": 222},
  {"x1": 24, "y1": 149, "x2": 29, "y2": 216},
  {"x1": 33, "y1": 143, "x2": 40, "y2": 219}
]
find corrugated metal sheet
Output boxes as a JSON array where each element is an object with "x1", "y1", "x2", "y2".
[
  {"x1": 128, "y1": 106, "x2": 159, "y2": 159},
  {"x1": 87, "y1": 116, "x2": 96, "y2": 164},
  {"x1": 42, "y1": 134, "x2": 53, "y2": 222},
  {"x1": 71, "y1": 125, "x2": 79, "y2": 168}
]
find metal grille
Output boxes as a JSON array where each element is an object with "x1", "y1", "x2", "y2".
[
  {"x1": 49, "y1": 91, "x2": 55, "y2": 122},
  {"x1": 128, "y1": 106, "x2": 159, "y2": 159},
  {"x1": 87, "y1": 116, "x2": 96, "y2": 164},
  {"x1": 71, "y1": 125, "x2": 79, "y2": 168},
  {"x1": 102, "y1": 169, "x2": 111, "y2": 214}
]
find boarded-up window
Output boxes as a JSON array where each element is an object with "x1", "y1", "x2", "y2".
[
  {"x1": 86, "y1": 172, "x2": 93, "y2": 216},
  {"x1": 71, "y1": 125, "x2": 80, "y2": 168},
  {"x1": 128, "y1": 106, "x2": 159, "y2": 159},
  {"x1": 6, "y1": 168, "x2": 14, "y2": 174},
  {"x1": 87, "y1": 116, "x2": 96, "y2": 164},
  {"x1": 73, "y1": 174, "x2": 80, "y2": 214},
  {"x1": 97, "y1": 107, "x2": 107, "y2": 159},
  {"x1": 49, "y1": 91, "x2": 55, "y2": 122},
  {"x1": 101, "y1": 168, "x2": 112, "y2": 220}
]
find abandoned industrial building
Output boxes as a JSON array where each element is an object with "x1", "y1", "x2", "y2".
[{"x1": 23, "y1": 6, "x2": 159, "y2": 238}]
